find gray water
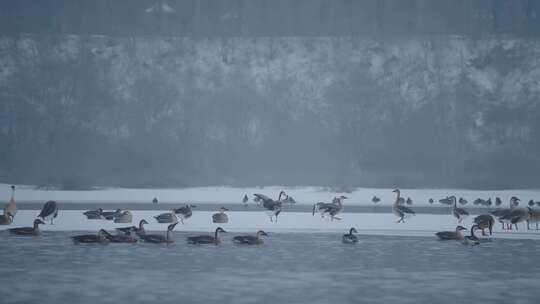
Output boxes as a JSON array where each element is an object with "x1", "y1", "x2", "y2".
[{"x1": 1, "y1": 231, "x2": 539, "y2": 304}]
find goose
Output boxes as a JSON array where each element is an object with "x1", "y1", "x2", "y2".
[
  {"x1": 312, "y1": 196, "x2": 346, "y2": 220},
  {"x1": 435, "y1": 226, "x2": 467, "y2": 240},
  {"x1": 71, "y1": 229, "x2": 109, "y2": 244},
  {"x1": 253, "y1": 192, "x2": 285, "y2": 222},
  {"x1": 116, "y1": 219, "x2": 149, "y2": 236},
  {"x1": 406, "y1": 197, "x2": 413, "y2": 205},
  {"x1": 233, "y1": 230, "x2": 268, "y2": 245},
  {"x1": 8, "y1": 219, "x2": 45, "y2": 236},
  {"x1": 527, "y1": 208, "x2": 540, "y2": 230},
  {"x1": 101, "y1": 209, "x2": 122, "y2": 220},
  {"x1": 499, "y1": 206, "x2": 531, "y2": 231},
  {"x1": 439, "y1": 196, "x2": 453, "y2": 205},
  {"x1": 342, "y1": 227, "x2": 359, "y2": 244},
  {"x1": 173, "y1": 204, "x2": 196, "y2": 224},
  {"x1": 140, "y1": 223, "x2": 178, "y2": 244},
  {"x1": 451, "y1": 196, "x2": 469, "y2": 223},
  {"x1": 154, "y1": 212, "x2": 178, "y2": 224},
  {"x1": 187, "y1": 227, "x2": 227, "y2": 245},
  {"x1": 83, "y1": 208, "x2": 103, "y2": 219},
  {"x1": 212, "y1": 207, "x2": 229, "y2": 223},
  {"x1": 392, "y1": 189, "x2": 415, "y2": 223},
  {"x1": 0, "y1": 212, "x2": 13, "y2": 225},
  {"x1": 242, "y1": 194, "x2": 249, "y2": 204},
  {"x1": 3, "y1": 185, "x2": 16, "y2": 217},
  {"x1": 495, "y1": 197, "x2": 502, "y2": 207},
  {"x1": 102, "y1": 230, "x2": 138, "y2": 243},
  {"x1": 474, "y1": 214, "x2": 495, "y2": 236},
  {"x1": 462, "y1": 225, "x2": 481, "y2": 246},
  {"x1": 113, "y1": 210, "x2": 132, "y2": 223},
  {"x1": 282, "y1": 194, "x2": 297, "y2": 205},
  {"x1": 458, "y1": 197, "x2": 468, "y2": 205},
  {"x1": 491, "y1": 197, "x2": 520, "y2": 230},
  {"x1": 38, "y1": 200, "x2": 59, "y2": 224},
  {"x1": 372, "y1": 196, "x2": 381, "y2": 203}
]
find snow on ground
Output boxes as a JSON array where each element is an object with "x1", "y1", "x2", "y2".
[{"x1": 1, "y1": 183, "x2": 540, "y2": 206}]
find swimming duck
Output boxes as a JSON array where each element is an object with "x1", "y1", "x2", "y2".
[
  {"x1": 435, "y1": 226, "x2": 467, "y2": 240},
  {"x1": 38, "y1": 200, "x2": 59, "y2": 224},
  {"x1": 312, "y1": 196, "x2": 346, "y2": 221},
  {"x1": 342, "y1": 227, "x2": 359, "y2": 244},
  {"x1": 173, "y1": 204, "x2": 196, "y2": 224},
  {"x1": 3, "y1": 185, "x2": 16, "y2": 217},
  {"x1": 462, "y1": 225, "x2": 481, "y2": 246},
  {"x1": 233, "y1": 230, "x2": 268, "y2": 245},
  {"x1": 83, "y1": 208, "x2": 103, "y2": 219},
  {"x1": 8, "y1": 219, "x2": 45, "y2": 236},
  {"x1": 473, "y1": 214, "x2": 495, "y2": 236},
  {"x1": 71, "y1": 229, "x2": 109, "y2": 244},
  {"x1": 116, "y1": 219, "x2": 149, "y2": 236},
  {"x1": 140, "y1": 223, "x2": 178, "y2": 244},
  {"x1": 102, "y1": 230, "x2": 138, "y2": 243},
  {"x1": 187, "y1": 227, "x2": 227, "y2": 245},
  {"x1": 212, "y1": 207, "x2": 229, "y2": 223},
  {"x1": 154, "y1": 212, "x2": 178, "y2": 224},
  {"x1": 392, "y1": 189, "x2": 415, "y2": 223},
  {"x1": 253, "y1": 192, "x2": 285, "y2": 222}
]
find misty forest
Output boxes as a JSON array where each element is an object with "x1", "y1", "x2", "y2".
[{"x1": 1, "y1": 0, "x2": 540, "y2": 189}]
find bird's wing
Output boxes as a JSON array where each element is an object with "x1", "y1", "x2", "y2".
[{"x1": 397, "y1": 205, "x2": 415, "y2": 214}]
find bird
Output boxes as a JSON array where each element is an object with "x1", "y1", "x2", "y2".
[
  {"x1": 527, "y1": 208, "x2": 540, "y2": 230},
  {"x1": 113, "y1": 210, "x2": 132, "y2": 223},
  {"x1": 495, "y1": 197, "x2": 502, "y2": 207},
  {"x1": 0, "y1": 212, "x2": 14, "y2": 225},
  {"x1": 406, "y1": 197, "x2": 413, "y2": 205},
  {"x1": 71, "y1": 229, "x2": 109, "y2": 244},
  {"x1": 451, "y1": 196, "x2": 469, "y2": 223},
  {"x1": 499, "y1": 206, "x2": 531, "y2": 231},
  {"x1": 140, "y1": 223, "x2": 178, "y2": 244},
  {"x1": 435, "y1": 226, "x2": 467, "y2": 240},
  {"x1": 233, "y1": 230, "x2": 269, "y2": 245},
  {"x1": 312, "y1": 196, "x2": 346, "y2": 220},
  {"x1": 528, "y1": 200, "x2": 535, "y2": 207},
  {"x1": 212, "y1": 207, "x2": 229, "y2": 223},
  {"x1": 4, "y1": 185, "x2": 16, "y2": 217},
  {"x1": 173, "y1": 204, "x2": 196, "y2": 224},
  {"x1": 242, "y1": 194, "x2": 249, "y2": 204},
  {"x1": 462, "y1": 225, "x2": 481, "y2": 246},
  {"x1": 392, "y1": 189, "x2": 415, "y2": 223},
  {"x1": 439, "y1": 196, "x2": 453, "y2": 205},
  {"x1": 101, "y1": 230, "x2": 138, "y2": 243},
  {"x1": 342, "y1": 227, "x2": 359, "y2": 244},
  {"x1": 485, "y1": 198, "x2": 492, "y2": 207},
  {"x1": 253, "y1": 192, "x2": 285, "y2": 222},
  {"x1": 83, "y1": 208, "x2": 103, "y2": 219},
  {"x1": 187, "y1": 227, "x2": 227, "y2": 245},
  {"x1": 38, "y1": 200, "x2": 59, "y2": 224},
  {"x1": 152, "y1": 197, "x2": 158, "y2": 204},
  {"x1": 428, "y1": 198, "x2": 434, "y2": 204},
  {"x1": 372, "y1": 196, "x2": 381, "y2": 203},
  {"x1": 491, "y1": 197, "x2": 520, "y2": 230},
  {"x1": 101, "y1": 209, "x2": 122, "y2": 220},
  {"x1": 282, "y1": 194, "x2": 297, "y2": 205},
  {"x1": 154, "y1": 212, "x2": 178, "y2": 224},
  {"x1": 474, "y1": 214, "x2": 495, "y2": 236},
  {"x1": 116, "y1": 219, "x2": 149, "y2": 236},
  {"x1": 458, "y1": 197, "x2": 468, "y2": 205},
  {"x1": 8, "y1": 219, "x2": 45, "y2": 236}
]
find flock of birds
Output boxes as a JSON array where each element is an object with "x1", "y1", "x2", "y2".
[{"x1": 2, "y1": 185, "x2": 540, "y2": 246}]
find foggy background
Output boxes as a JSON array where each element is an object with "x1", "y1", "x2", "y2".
[{"x1": 1, "y1": 0, "x2": 539, "y2": 189}]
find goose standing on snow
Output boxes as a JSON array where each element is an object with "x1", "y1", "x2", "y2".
[
  {"x1": 187, "y1": 227, "x2": 227, "y2": 245},
  {"x1": 342, "y1": 227, "x2": 359, "y2": 243},
  {"x1": 451, "y1": 196, "x2": 469, "y2": 223},
  {"x1": 474, "y1": 214, "x2": 495, "y2": 236},
  {"x1": 392, "y1": 189, "x2": 415, "y2": 223},
  {"x1": 113, "y1": 210, "x2": 132, "y2": 223},
  {"x1": 527, "y1": 208, "x2": 540, "y2": 230},
  {"x1": 38, "y1": 200, "x2": 59, "y2": 224},
  {"x1": 499, "y1": 206, "x2": 531, "y2": 231},
  {"x1": 312, "y1": 196, "x2": 346, "y2": 220},
  {"x1": 140, "y1": 223, "x2": 178, "y2": 244},
  {"x1": 253, "y1": 192, "x2": 285, "y2": 222},
  {"x1": 101, "y1": 209, "x2": 122, "y2": 220},
  {"x1": 8, "y1": 219, "x2": 45, "y2": 236},
  {"x1": 71, "y1": 229, "x2": 109, "y2": 244},
  {"x1": 83, "y1": 208, "x2": 103, "y2": 219},
  {"x1": 435, "y1": 226, "x2": 467, "y2": 241},
  {"x1": 212, "y1": 207, "x2": 229, "y2": 223},
  {"x1": 233, "y1": 230, "x2": 268, "y2": 245},
  {"x1": 116, "y1": 219, "x2": 149, "y2": 236},
  {"x1": 0, "y1": 212, "x2": 13, "y2": 225},
  {"x1": 154, "y1": 211, "x2": 178, "y2": 224},
  {"x1": 4, "y1": 185, "x2": 17, "y2": 218},
  {"x1": 491, "y1": 197, "x2": 519, "y2": 230},
  {"x1": 174, "y1": 204, "x2": 196, "y2": 224}
]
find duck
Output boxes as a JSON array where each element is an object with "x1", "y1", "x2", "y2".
[
  {"x1": 154, "y1": 211, "x2": 178, "y2": 224},
  {"x1": 173, "y1": 204, "x2": 196, "y2": 224},
  {"x1": 116, "y1": 219, "x2": 149, "y2": 236},
  {"x1": 372, "y1": 196, "x2": 381, "y2": 203},
  {"x1": 435, "y1": 226, "x2": 467, "y2": 240},
  {"x1": 3, "y1": 185, "x2": 17, "y2": 217},
  {"x1": 102, "y1": 230, "x2": 138, "y2": 243},
  {"x1": 8, "y1": 219, "x2": 45, "y2": 236},
  {"x1": 212, "y1": 207, "x2": 229, "y2": 223},
  {"x1": 495, "y1": 197, "x2": 502, "y2": 207},
  {"x1": 152, "y1": 197, "x2": 158, "y2": 204},
  {"x1": 342, "y1": 227, "x2": 359, "y2": 244},
  {"x1": 406, "y1": 197, "x2": 413, "y2": 205},
  {"x1": 187, "y1": 227, "x2": 227, "y2": 245},
  {"x1": 242, "y1": 194, "x2": 249, "y2": 204},
  {"x1": 462, "y1": 225, "x2": 481, "y2": 246},
  {"x1": 0, "y1": 212, "x2": 14, "y2": 225},
  {"x1": 113, "y1": 210, "x2": 132, "y2": 223},
  {"x1": 458, "y1": 197, "x2": 468, "y2": 205},
  {"x1": 473, "y1": 214, "x2": 495, "y2": 236},
  {"x1": 140, "y1": 223, "x2": 178, "y2": 244},
  {"x1": 71, "y1": 229, "x2": 109, "y2": 244},
  {"x1": 451, "y1": 196, "x2": 469, "y2": 223},
  {"x1": 312, "y1": 196, "x2": 346, "y2": 221},
  {"x1": 233, "y1": 230, "x2": 268, "y2": 245},
  {"x1": 83, "y1": 208, "x2": 103, "y2": 219},
  {"x1": 253, "y1": 192, "x2": 285, "y2": 222},
  {"x1": 38, "y1": 200, "x2": 59, "y2": 224},
  {"x1": 439, "y1": 196, "x2": 453, "y2": 205},
  {"x1": 392, "y1": 189, "x2": 415, "y2": 223}
]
